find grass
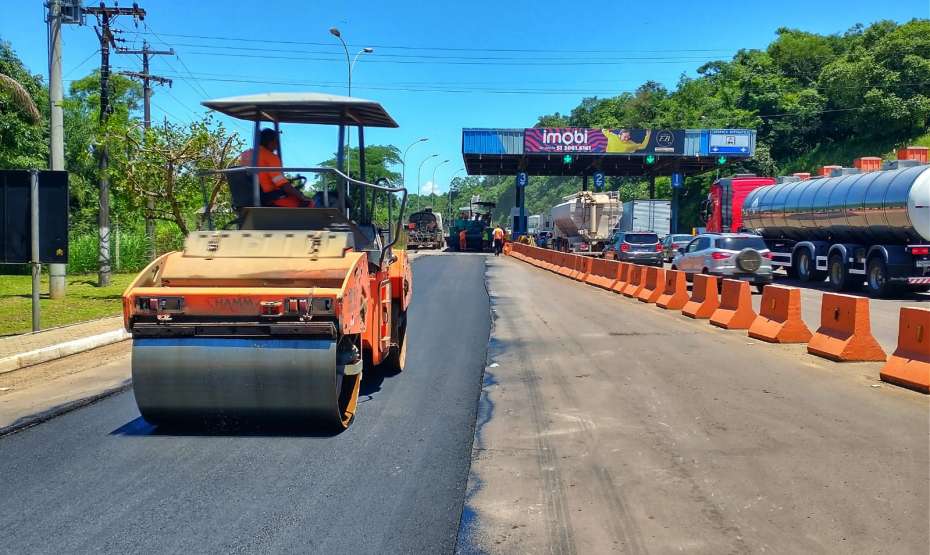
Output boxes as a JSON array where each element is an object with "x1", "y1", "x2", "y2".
[{"x1": 0, "y1": 273, "x2": 136, "y2": 336}]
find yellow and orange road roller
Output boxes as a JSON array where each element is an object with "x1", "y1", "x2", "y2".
[{"x1": 122, "y1": 93, "x2": 412, "y2": 430}]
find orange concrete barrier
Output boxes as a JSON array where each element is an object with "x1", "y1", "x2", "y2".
[
  {"x1": 541, "y1": 250, "x2": 557, "y2": 272},
  {"x1": 611, "y1": 262, "x2": 631, "y2": 294},
  {"x1": 807, "y1": 293, "x2": 887, "y2": 362},
  {"x1": 880, "y1": 307, "x2": 930, "y2": 393},
  {"x1": 575, "y1": 256, "x2": 592, "y2": 282},
  {"x1": 586, "y1": 258, "x2": 619, "y2": 290},
  {"x1": 748, "y1": 285, "x2": 813, "y2": 343},
  {"x1": 710, "y1": 279, "x2": 758, "y2": 329},
  {"x1": 656, "y1": 270, "x2": 689, "y2": 310},
  {"x1": 557, "y1": 252, "x2": 573, "y2": 278},
  {"x1": 503, "y1": 242, "x2": 512, "y2": 256},
  {"x1": 622, "y1": 264, "x2": 644, "y2": 297},
  {"x1": 681, "y1": 274, "x2": 719, "y2": 319},
  {"x1": 637, "y1": 266, "x2": 666, "y2": 303}
]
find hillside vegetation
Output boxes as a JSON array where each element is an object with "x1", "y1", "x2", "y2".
[{"x1": 440, "y1": 19, "x2": 930, "y2": 228}]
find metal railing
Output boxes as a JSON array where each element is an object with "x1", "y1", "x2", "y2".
[{"x1": 198, "y1": 166, "x2": 408, "y2": 266}]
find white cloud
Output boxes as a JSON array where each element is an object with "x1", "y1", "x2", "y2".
[{"x1": 420, "y1": 180, "x2": 440, "y2": 196}]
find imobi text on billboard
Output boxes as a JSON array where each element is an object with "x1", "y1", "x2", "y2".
[{"x1": 524, "y1": 128, "x2": 683, "y2": 155}]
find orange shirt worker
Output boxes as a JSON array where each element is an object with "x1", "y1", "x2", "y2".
[
  {"x1": 239, "y1": 129, "x2": 314, "y2": 207},
  {"x1": 459, "y1": 229, "x2": 468, "y2": 251}
]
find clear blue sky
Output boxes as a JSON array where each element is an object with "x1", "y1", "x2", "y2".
[{"x1": 3, "y1": 1, "x2": 928, "y2": 194}]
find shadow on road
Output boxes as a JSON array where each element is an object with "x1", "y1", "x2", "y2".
[{"x1": 110, "y1": 416, "x2": 347, "y2": 438}]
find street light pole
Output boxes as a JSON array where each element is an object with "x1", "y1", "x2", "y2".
[
  {"x1": 416, "y1": 154, "x2": 438, "y2": 212},
  {"x1": 447, "y1": 167, "x2": 465, "y2": 225},
  {"x1": 430, "y1": 159, "x2": 450, "y2": 207},
  {"x1": 402, "y1": 137, "x2": 428, "y2": 189},
  {"x1": 330, "y1": 28, "x2": 373, "y2": 180}
]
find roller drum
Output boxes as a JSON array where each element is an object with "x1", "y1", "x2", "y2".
[
  {"x1": 743, "y1": 165, "x2": 930, "y2": 244},
  {"x1": 132, "y1": 337, "x2": 360, "y2": 429}
]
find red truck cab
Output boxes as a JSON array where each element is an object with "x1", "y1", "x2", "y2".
[{"x1": 703, "y1": 175, "x2": 777, "y2": 232}]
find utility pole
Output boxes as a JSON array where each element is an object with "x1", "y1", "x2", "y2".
[
  {"x1": 119, "y1": 41, "x2": 172, "y2": 261},
  {"x1": 81, "y1": 2, "x2": 146, "y2": 286},
  {"x1": 45, "y1": 0, "x2": 67, "y2": 298}
]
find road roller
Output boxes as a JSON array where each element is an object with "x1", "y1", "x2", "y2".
[{"x1": 122, "y1": 92, "x2": 412, "y2": 430}]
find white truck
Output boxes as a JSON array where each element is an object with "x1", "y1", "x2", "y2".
[
  {"x1": 549, "y1": 191, "x2": 621, "y2": 252},
  {"x1": 615, "y1": 199, "x2": 671, "y2": 237}
]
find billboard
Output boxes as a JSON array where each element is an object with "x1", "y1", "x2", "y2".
[
  {"x1": 524, "y1": 128, "x2": 684, "y2": 155},
  {"x1": 0, "y1": 170, "x2": 69, "y2": 264}
]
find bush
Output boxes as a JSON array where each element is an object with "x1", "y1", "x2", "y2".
[{"x1": 67, "y1": 223, "x2": 186, "y2": 274}]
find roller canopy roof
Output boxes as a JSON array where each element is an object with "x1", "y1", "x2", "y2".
[{"x1": 201, "y1": 92, "x2": 399, "y2": 127}]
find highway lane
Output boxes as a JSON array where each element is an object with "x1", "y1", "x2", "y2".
[
  {"x1": 0, "y1": 254, "x2": 490, "y2": 555},
  {"x1": 461, "y1": 255, "x2": 929, "y2": 554}
]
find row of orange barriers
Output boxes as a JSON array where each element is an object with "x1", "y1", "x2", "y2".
[{"x1": 506, "y1": 242, "x2": 929, "y2": 394}]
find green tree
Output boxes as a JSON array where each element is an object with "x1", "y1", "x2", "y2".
[
  {"x1": 0, "y1": 39, "x2": 47, "y2": 169},
  {"x1": 120, "y1": 117, "x2": 242, "y2": 235}
]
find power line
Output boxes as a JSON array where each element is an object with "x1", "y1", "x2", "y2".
[
  {"x1": 163, "y1": 41, "x2": 728, "y2": 63},
  {"x1": 63, "y1": 48, "x2": 100, "y2": 78},
  {"x1": 180, "y1": 50, "x2": 719, "y2": 67},
  {"x1": 136, "y1": 30, "x2": 738, "y2": 55}
]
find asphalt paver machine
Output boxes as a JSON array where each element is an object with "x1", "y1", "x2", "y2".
[{"x1": 122, "y1": 93, "x2": 412, "y2": 430}]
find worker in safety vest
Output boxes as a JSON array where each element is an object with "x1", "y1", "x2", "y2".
[
  {"x1": 458, "y1": 229, "x2": 468, "y2": 251},
  {"x1": 492, "y1": 225, "x2": 505, "y2": 256},
  {"x1": 239, "y1": 129, "x2": 314, "y2": 207}
]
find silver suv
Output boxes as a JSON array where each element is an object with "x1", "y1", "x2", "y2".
[{"x1": 671, "y1": 233, "x2": 773, "y2": 291}]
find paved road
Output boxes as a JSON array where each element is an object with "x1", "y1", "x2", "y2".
[
  {"x1": 462, "y1": 255, "x2": 929, "y2": 554},
  {"x1": 0, "y1": 254, "x2": 490, "y2": 554}
]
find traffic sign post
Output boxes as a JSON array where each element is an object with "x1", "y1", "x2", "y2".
[{"x1": 593, "y1": 171, "x2": 605, "y2": 191}]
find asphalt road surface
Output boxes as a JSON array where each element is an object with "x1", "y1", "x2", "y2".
[
  {"x1": 461, "y1": 255, "x2": 929, "y2": 554},
  {"x1": 0, "y1": 254, "x2": 490, "y2": 554}
]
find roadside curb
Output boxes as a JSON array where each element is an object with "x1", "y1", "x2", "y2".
[
  {"x1": 0, "y1": 380, "x2": 132, "y2": 437},
  {"x1": 0, "y1": 328, "x2": 131, "y2": 375}
]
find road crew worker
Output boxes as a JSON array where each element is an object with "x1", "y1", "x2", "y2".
[
  {"x1": 459, "y1": 229, "x2": 468, "y2": 251},
  {"x1": 492, "y1": 225, "x2": 505, "y2": 256},
  {"x1": 239, "y1": 129, "x2": 314, "y2": 207}
]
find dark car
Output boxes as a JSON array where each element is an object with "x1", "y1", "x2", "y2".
[
  {"x1": 662, "y1": 233, "x2": 694, "y2": 263},
  {"x1": 603, "y1": 231, "x2": 663, "y2": 266}
]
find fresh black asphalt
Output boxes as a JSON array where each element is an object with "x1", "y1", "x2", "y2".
[{"x1": 0, "y1": 254, "x2": 490, "y2": 554}]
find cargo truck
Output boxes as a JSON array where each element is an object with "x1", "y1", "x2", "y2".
[
  {"x1": 549, "y1": 190, "x2": 620, "y2": 253},
  {"x1": 615, "y1": 199, "x2": 672, "y2": 237},
  {"x1": 703, "y1": 160, "x2": 930, "y2": 297}
]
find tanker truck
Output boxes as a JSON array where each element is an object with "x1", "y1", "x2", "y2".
[
  {"x1": 705, "y1": 162, "x2": 930, "y2": 297},
  {"x1": 549, "y1": 190, "x2": 620, "y2": 253}
]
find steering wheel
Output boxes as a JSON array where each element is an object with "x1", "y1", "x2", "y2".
[{"x1": 288, "y1": 175, "x2": 307, "y2": 190}]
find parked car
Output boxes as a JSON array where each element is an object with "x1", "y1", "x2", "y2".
[
  {"x1": 662, "y1": 233, "x2": 694, "y2": 263},
  {"x1": 603, "y1": 231, "x2": 663, "y2": 266},
  {"x1": 671, "y1": 233, "x2": 773, "y2": 291}
]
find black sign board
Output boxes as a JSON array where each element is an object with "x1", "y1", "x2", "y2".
[{"x1": 0, "y1": 170, "x2": 69, "y2": 264}]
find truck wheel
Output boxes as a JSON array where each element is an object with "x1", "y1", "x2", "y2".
[
  {"x1": 828, "y1": 254, "x2": 859, "y2": 291},
  {"x1": 866, "y1": 257, "x2": 894, "y2": 298},
  {"x1": 795, "y1": 250, "x2": 826, "y2": 283}
]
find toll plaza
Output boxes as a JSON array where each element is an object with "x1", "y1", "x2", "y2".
[{"x1": 461, "y1": 127, "x2": 757, "y2": 235}]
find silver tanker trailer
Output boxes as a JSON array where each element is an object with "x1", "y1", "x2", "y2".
[{"x1": 741, "y1": 163, "x2": 930, "y2": 296}]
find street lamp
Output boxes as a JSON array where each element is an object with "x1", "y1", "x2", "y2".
[
  {"x1": 416, "y1": 154, "x2": 438, "y2": 212},
  {"x1": 402, "y1": 137, "x2": 428, "y2": 189},
  {"x1": 329, "y1": 28, "x2": 373, "y2": 179},
  {"x1": 430, "y1": 159, "x2": 450, "y2": 206},
  {"x1": 329, "y1": 27, "x2": 350, "y2": 95},
  {"x1": 448, "y1": 167, "x2": 465, "y2": 224}
]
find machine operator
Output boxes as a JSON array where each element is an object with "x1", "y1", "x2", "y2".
[{"x1": 239, "y1": 129, "x2": 315, "y2": 207}]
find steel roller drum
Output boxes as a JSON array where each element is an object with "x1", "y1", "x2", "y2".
[
  {"x1": 742, "y1": 165, "x2": 930, "y2": 243},
  {"x1": 132, "y1": 337, "x2": 360, "y2": 428}
]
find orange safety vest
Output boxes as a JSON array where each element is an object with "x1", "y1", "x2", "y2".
[
  {"x1": 493, "y1": 228, "x2": 504, "y2": 241},
  {"x1": 239, "y1": 146, "x2": 303, "y2": 207}
]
